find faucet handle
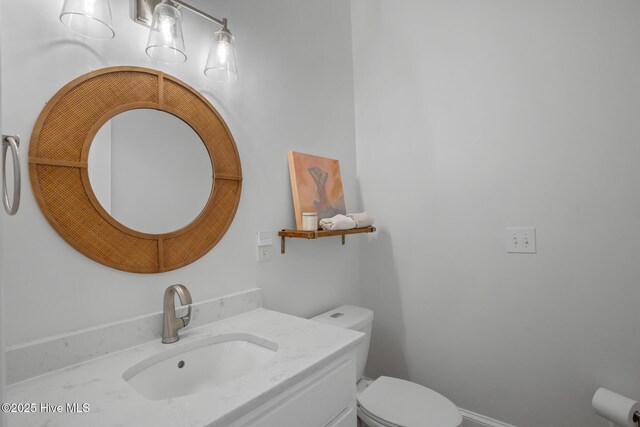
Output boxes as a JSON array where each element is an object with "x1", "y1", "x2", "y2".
[{"x1": 181, "y1": 305, "x2": 192, "y2": 327}]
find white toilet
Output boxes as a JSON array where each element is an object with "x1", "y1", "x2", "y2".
[{"x1": 312, "y1": 305, "x2": 463, "y2": 427}]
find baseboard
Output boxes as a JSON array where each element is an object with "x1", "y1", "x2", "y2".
[{"x1": 460, "y1": 408, "x2": 518, "y2": 427}]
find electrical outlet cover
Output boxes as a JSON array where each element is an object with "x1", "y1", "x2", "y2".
[{"x1": 257, "y1": 246, "x2": 271, "y2": 263}]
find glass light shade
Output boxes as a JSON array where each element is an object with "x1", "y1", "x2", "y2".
[
  {"x1": 59, "y1": 0, "x2": 115, "y2": 40},
  {"x1": 204, "y1": 29, "x2": 238, "y2": 82},
  {"x1": 146, "y1": 3, "x2": 187, "y2": 64}
]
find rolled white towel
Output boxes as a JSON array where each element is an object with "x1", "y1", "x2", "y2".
[
  {"x1": 346, "y1": 212, "x2": 375, "y2": 228},
  {"x1": 319, "y1": 214, "x2": 356, "y2": 231}
]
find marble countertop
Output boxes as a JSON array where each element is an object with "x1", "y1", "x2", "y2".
[{"x1": 7, "y1": 308, "x2": 363, "y2": 427}]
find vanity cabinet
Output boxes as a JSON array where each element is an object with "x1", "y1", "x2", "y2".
[
  {"x1": 7, "y1": 301, "x2": 363, "y2": 427},
  {"x1": 227, "y1": 352, "x2": 357, "y2": 427}
]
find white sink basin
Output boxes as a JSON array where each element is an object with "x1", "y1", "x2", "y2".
[{"x1": 123, "y1": 333, "x2": 278, "y2": 400}]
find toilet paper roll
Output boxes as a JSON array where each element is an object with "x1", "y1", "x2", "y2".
[{"x1": 592, "y1": 388, "x2": 640, "y2": 427}]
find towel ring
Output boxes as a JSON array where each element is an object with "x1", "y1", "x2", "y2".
[{"x1": 2, "y1": 135, "x2": 21, "y2": 216}]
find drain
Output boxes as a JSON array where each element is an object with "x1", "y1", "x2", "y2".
[{"x1": 178, "y1": 361, "x2": 185, "y2": 368}]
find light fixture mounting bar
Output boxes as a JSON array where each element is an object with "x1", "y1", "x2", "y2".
[
  {"x1": 133, "y1": 0, "x2": 226, "y2": 29},
  {"x1": 171, "y1": 0, "x2": 226, "y2": 28}
]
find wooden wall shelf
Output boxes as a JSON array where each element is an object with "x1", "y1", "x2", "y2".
[{"x1": 278, "y1": 226, "x2": 376, "y2": 254}]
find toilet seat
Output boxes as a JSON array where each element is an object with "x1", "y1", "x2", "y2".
[
  {"x1": 357, "y1": 377, "x2": 462, "y2": 427},
  {"x1": 359, "y1": 405, "x2": 405, "y2": 427}
]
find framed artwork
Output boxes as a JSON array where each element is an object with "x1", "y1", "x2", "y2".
[{"x1": 288, "y1": 151, "x2": 346, "y2": 230}]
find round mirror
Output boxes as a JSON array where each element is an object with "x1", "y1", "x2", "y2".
[{"x1": 88, "y1": 109, "x2": 213, "y2": 235}]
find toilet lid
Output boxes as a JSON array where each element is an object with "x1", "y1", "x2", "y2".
[{"x1": 357, "y1": 377, "x2": 462, "y2": 427}]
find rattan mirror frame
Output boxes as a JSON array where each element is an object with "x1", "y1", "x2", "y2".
[{"x1": 29, "y1": 66, "x2": 242, "y2": 273}]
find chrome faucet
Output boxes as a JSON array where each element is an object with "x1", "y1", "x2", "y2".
[{"x1": 162, "y1": 284, "x2": 193, "y2": 344}]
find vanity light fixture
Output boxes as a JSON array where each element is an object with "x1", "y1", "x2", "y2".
[
  {"x1": 145, "y1": 2, "x2": 187, "y2": 64},
  {"x1": 135, "y1": 0, "x2": 238, "y2": 81},
  {"x1": 59, "y1": 0, "x2": 239, "y2": 81},
  {"x1": 59, "y1": 0, "x2": 115, "y2": 40},
  {"x1": 204, "y1": 25, "x2": 238, "y2": 82}
]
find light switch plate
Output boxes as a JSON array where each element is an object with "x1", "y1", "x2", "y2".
[
  {"x1": 256, "y1": 230, "x2": 273, "y2": 247},
  {"x1": 505, "y1": 227, "x2": 536, "y2": 254}
]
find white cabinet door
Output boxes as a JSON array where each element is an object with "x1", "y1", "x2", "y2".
[{"x1": 229, "y1": 354, "x2": 357, "y2": 427}]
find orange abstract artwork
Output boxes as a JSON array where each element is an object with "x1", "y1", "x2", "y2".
[{"x1": 288, "y1": 151, "x2": 347, "y2": 230}]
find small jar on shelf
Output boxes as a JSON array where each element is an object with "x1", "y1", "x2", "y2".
[{"x1": 302, "y1": 212, "x2": 318, "y2": 231}]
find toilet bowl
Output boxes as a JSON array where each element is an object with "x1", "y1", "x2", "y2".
[{"x1": 312, "y1": 305, "x2": 462, "y2": 427}]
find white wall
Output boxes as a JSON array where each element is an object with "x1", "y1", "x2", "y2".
[
  {"x1": 0, "y1": 0, "x2": 5, "y2": 421},
  {"x1": 0, "y1": 210, "x2": 5, "y2": 422},
  {"x1": 351, "y1": 1, "x2": 640, "y2": 426},
  {"x1": 0, "y1": 208, "x2": 5, "y2": 424},
  {"x1": 0, "y1": 0, "x2": 359, "y2": 347},
  {"x1": 0, "y1": 223, "x2": 5, "y2": 424}
]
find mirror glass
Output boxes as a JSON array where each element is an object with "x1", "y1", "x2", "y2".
[{"x1": 88, "y1": 109, "x2": 213, "y2": 235}]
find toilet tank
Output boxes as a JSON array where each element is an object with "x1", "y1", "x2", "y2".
[{"x1": 311, "y1": 305, "x2": 374, "y2": 380}]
